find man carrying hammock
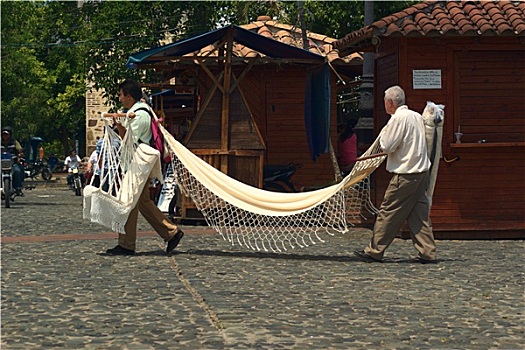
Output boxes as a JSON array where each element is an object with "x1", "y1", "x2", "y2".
[
  {"x1": 354, "y1": 86, "x2": 437, "y2": 264},
  {"x1": 105, "y1": 79, "x2": 184, "y2": 256}
]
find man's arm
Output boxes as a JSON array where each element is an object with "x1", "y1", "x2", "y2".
[
  {"x1": 115, "y1": 123, "x2": 126, "y2": 139},
  {"x1": 114, "y1": 111, "x2": 140, "y2": 139},
  {"x1": 15, "y1": 140, "x2": 23, "y2": 153},
  {"x1": 379, "y1": 118, "x2": 403, "y2": 153}
]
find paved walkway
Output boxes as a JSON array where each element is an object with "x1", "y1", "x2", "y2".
[{"x1": 1, "y1": 187, "x2": 524, "y2": 349}]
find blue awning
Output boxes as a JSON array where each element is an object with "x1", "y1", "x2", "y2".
[
  {"x1": 127, "y1": 24, "x2": 331, "y2": 160},
  {"x1": 126, "y1": 24, "x2": 325, "y2": 68},
  {"x1": 126, "y1": 26, "x2": 231, "y2": 68}
]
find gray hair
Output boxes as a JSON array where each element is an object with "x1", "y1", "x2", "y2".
[{"x1": 384, "y1": 86, "x2": 405, "y2": 107}]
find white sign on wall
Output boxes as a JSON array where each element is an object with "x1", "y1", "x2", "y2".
[{"x1": 413, "y1": 70, "x2": 442, "y2": 89}]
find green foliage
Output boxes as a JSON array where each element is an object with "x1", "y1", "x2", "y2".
[
  {"x1": 283, "y1": 1, "x2": 364, "y2": 39},
  {"x1": 41, "y1": 139, "x2": 66, "y2": 159},
  {"x1": 1, "y1": 0, "x2": 84, "y2": 153},
  {"x1": 216, "y1": 1, "x2": 290, "y2": 25},
  {"x1": 1, "y1": 0, "x2": 419, "y2": 154},
  {"x1": 80, "y1": 1, "x2": 199, "y2": 106}
]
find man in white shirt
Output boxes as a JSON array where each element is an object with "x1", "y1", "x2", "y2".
[
  {"x1": 105, "y1": 79, "x2": 183, "y2": 256},
  {"x1": 354, "y1": 86, "x2": 437, "y2": 263},
  {"x1": 64, "y1": 149, "x2": 84, "y2": 188},
  {"x1": 85, "y1": 149, "x2": 99, "y2": 187}
]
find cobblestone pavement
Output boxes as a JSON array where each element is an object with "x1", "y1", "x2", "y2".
[{"x1": 1, "y1": 187, "x2": 524, "y2": 349}]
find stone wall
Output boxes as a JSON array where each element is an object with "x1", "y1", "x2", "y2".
[{"x1": 85, "y1": 84, "x2": 107, "y2": 156}]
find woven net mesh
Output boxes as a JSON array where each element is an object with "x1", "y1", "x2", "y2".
[{"x1": 163, "y1": 123, "x2": 386, "y2": 252}]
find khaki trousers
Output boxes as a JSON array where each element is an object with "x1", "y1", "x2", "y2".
[
  {"x1": 119, "y1": 184, "x2": 178, "y2": 251},
  {"x1": 365, "y1": 172, "x2": 436, "y2": 260}
]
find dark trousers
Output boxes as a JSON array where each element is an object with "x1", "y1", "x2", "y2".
[{"x1": 12, "y1": 163, "x2": 24, "y2": 190}]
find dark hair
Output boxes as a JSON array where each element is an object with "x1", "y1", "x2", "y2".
[
  {"x1": 339, "y1": 119, "x2": 358, "y2": 142},
  {"x1": 118, "y1": 79, "x2": 142, "y2": 101}
]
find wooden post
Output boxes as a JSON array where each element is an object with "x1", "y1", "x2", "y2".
[
  {"x1": 220, "y1": 28, "x2": 234, "y2": 174},
  {"x1": 329, "y1": 141, "x2": 342, "y2": 182}
]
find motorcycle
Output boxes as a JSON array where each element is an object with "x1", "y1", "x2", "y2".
[
  {"x1": 23, "y1": 158, "x2": 52, "y2": 181},
  {"x1": 69, "y1": 166, "x2": 83, "y2": 196},
  {"x1": 1, "y1": 152, "x2": 19, "y2": 207},
  {"x1": 263, "y1": 163, "x2": 300, "y2": 192}
]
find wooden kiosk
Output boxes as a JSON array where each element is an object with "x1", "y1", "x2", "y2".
[
  {"x1": 334, "y1": 0, "x2": 525, "y2": 238},
  {"x1": 127, "y1": 23, "x2": 362, "y2": 219}
]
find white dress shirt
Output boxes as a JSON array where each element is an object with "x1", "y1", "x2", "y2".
[{"x1": 379, "y1": 105, "x2": 431, "y2": 174}]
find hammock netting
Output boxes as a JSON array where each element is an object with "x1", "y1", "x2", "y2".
[
  {"x1": 85, "y1": 110, "x2": 387, "y2": 252},
  {"x1": 165, "y1": 124, "x2": 385, "y2": 252}
]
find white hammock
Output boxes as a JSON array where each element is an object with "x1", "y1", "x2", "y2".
[
  {"x1": 421, "y1": 101, "x2": 445, "y2": 208},
  {"x1": 83, "y1": 118, "x2": 163, "y2": 233},
  {"x1": 84, "y1": 110, "x2": 388, "y2": 252},
  {"x1": 162, "y1": 121, "x2": 386, "y2": 252}
]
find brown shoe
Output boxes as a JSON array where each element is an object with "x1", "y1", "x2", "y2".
[
  {"x1": 354, "y1": 250, "x2": 382, "y2": 263},
  {"x1": 166, "y1": 230, "x2": 184, "y2": 254},
  {"x1": 411, "y1": 257, "x2": 438, "y2": 264}
]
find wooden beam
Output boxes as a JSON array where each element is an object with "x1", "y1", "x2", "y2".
[
  {"x1": 194, "y1": 58, "x2": 225, "y2": 94},
  {"x1": 229, "y1": 58, "x2": 257, "y2": 94},
  {"x1": 234, "y1": 74, "x2": 266, "y2": 150},
  {"x1": 329, "y1": 141, "x2": 342, "y2": 182},
  {"x1": 220, "y1": 28, "x2": 234, "y2": 175},
  {"x1": 183, "y1": 71, "x2": 223, "y2": 144},
  {"x1": 136, "y1": 56, "x2": 325, "y2": 68},
  {"x1": 141, "y1": 83, "x2": 195, "y2": 90}
]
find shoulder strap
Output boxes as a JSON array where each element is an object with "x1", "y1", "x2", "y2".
[
  {"x1": 129, "y1": 107, "x2": 154, "y2": 145},
  {"x1": 134, "y1": 107, "x2": 152, "y2": 117}
]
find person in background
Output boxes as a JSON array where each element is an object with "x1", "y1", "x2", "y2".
[
  {"x1": 64, "y1": 149, "x2": 84, "y2": 188},
  {"x1": 85, "y1": 148, "x2": 99, "y2": 187},
  {"x1": 104, "y1": 79, "x2": 183, "y2": 256},
  {"x1": 1, "y1": 126, "x2": 25, "y2": 196},
  {"x1": 354, "y1": 85, "x2": 437, "y2": 264},
  {"x1": 48, "y1": 153, "x2": 59, "y2": 173},
  {"x1": 337, "y1": 118, "x2": 358, "y2": 176}
]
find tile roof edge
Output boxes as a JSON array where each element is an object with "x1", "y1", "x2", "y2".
[{"x1": 333, "y1": 0, "x2": 525, "y2": 53}]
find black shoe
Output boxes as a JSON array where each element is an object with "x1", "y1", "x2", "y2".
[
  {"x1": 166, "y1": 229, "x2": 184, "y2": 254},
  {"x1": 105, "y1": 245, "x2": 135, "y2": 255},
  {"x1": 354, "y1": 250, "x2": 382, "y2": 263},
  {"x1": 16, "y1": 189, "x2": 24, "y2": 197},
  {"x1": 411, "y1": 257, "x2": 438, "y2": 264}
]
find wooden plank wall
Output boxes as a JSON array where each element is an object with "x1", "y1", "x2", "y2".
[
  {"x1": 374, "y1": 37, "x2": 525, "y2": 236},
  {"x1": 373, "y1": 43, "x2": 401, "y2": 207},
  {"x1": 228, "y1": 87, "x2": 265, "y2": 150},
  {"x1": 187, "y1": 64, "x2": 338, "y2": 189},
  {"x1": 263, "y1": 66, "x2": 338, "y2": 189},
  {"x1": 181, "y1": 150, "x2": 264, "y2": 215},
  {"x1": 454, "y1": 50, "x2": 524, "y2": 143},
  {"x1": 239, "y1": 69, "x2": 266, "y2": 139},
  {"x1": 186, "y1": 78, "x2": 222, "y2": 149},
  {"x1": 432, "y1": 147, "x2": 524, "y2": 232}
]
